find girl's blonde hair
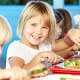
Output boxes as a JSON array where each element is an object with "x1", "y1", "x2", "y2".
[
  {"x1": 17, "y1": 1, "x2": 56, "y2": 43},
  {"x1": 0, "y1": 15, "x2": 12, "y2": 43}
]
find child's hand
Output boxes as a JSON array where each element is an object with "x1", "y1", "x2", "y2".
[
  {"x1": 72, "y1": 44, "x2": 79, "y2": 51},
  {"x1": 50, "y1": 52, "x2": 64, "y2": 65},
  {"x1": 32, "y1": 51, "x2": 55, "y2": 65},
  {"x1": 67, "y1": 28, "x2": 80, "y2": 45},
  {"x1": 0, "y1": 69, "x2": 10, "y2": 80},
  {"x1": 8, "y1": 67, "x2": 30, "y2": 80},
  {"x1": 32, "y1": 51, "x2": 63, "y2": 65}
]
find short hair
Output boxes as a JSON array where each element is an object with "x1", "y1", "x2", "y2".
[{"x1": 17, "y1": 1, "x2": 56, "y2": 42}]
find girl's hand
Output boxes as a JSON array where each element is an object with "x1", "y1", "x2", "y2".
[
  {"x1": 8, "y1": 67, "x2": 30, "y2": 80},
  {"x1": 32, "y1": 51, "x2": 63, "y2": 65},
  {"x1": 0, "y1": 69, "x2": 10, "y2": 80},
  {"x1": 50, "y1": 52, "x2": 64, "y2": 65},
  {"x1": 32, "y1": 51, "x2": 55, "y2": 64},
  {"x1": 0, "y1": 67, "x2": 30, "y2": 80},
  {"x1": 72, "y1": 44, "x2": 79, "y2": 51},
  {"x1": 67, "y1": 29, "x2": 80, "y2": 45}
]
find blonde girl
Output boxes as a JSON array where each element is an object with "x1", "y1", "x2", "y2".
[
  {"x1": 0, "y1": 15, "x2": 12, "y2": 55},
  {"x1": 0, "y1": 16, "x2": 30, "y2": 80},
  {"x1": 5, "y1": 1, "x2": 63, "y2": 79}
]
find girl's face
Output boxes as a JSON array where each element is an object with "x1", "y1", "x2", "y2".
[
  {"x1": 0, "y1": 30, "x2": 5, "y2": 45},
  {"x1": 0, "y1": 30, "x2": 5, "y2": 55},
  {"x1": 23, "y1": 15, "x2": 50, "y2": 45}
]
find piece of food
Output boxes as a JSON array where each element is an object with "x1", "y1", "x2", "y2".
[
  {"x1": 64, "y1": 58, "x2": 80, "y2": 70},
  {"x1": 60, "y1": 75, "x2": 80, "y2": 80},
  {"x1": 30, "y1": 64, "x2": 49, "y2": 78}
]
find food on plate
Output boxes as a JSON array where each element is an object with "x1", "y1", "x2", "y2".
[
  {"x1": 59, "y1": 75, "x2": 80, "y2": 80},
  {"x1": 60, "y1": 77, "x2": 80, "y2": 80},
  {"x1": 30, "y1": 64, "x2": 49, "y2": 78},
  {"x1": 64, "y1": 58, "x2": 80, "y2": 70}
]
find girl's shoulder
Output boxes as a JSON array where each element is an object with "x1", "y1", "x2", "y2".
[
  {"x1": 8, "y1": 40, "x2": 20, "y2": 46},
  {"x1": 8, "y1": 40, "x2": 23, "y2": 49}
]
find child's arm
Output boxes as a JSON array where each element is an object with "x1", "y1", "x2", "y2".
[
  {"x1": 54, "y1": 29, "x2": 80, "y2": 51},
  {"x1": 54, "y1": 39, "x2": 71, "y2": 51},
  {"x1": 24, "y1": 51, "x2": 63, "y2": 69},
  {"x1": 54, "y1": 44, "x2": 80, "y2": 59},
  {"x1": 8, "y1": 56, "x2": 49, "y2": 78},
  {"x1": 0, "y1": 69, "x2": 10, "y2": 80},
  {"x1": 0, "y1": 67, "x2": 31, "y2": 80},
  {"x1": 54, "y1": 46, "x2": 74, "y2": 59}
]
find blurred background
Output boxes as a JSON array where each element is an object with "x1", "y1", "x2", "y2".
[{"x1": 0, "y1": 0, "x2": 80, "y2": 68}]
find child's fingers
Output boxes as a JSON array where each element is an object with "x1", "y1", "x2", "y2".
[
  {"x1": 52, "y1": 55, "x2": 64, "y2": 64},
  {"x1": 8, "y1": 67, "x2": 29, "y2": 80}
]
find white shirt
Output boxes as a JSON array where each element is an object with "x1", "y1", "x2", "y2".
[{"x1": 6, "y1": 40, "x2": 52, "y2": 68}]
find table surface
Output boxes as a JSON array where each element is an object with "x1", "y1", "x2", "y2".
[{"x1": 32, "y1": 74, "x2": 80, "y2": 80}]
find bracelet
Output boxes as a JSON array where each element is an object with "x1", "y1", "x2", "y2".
[{"x1": 63, "y1": 35, "x2": 74, "y2": 46}]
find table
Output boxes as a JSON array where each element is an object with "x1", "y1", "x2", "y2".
[{"x1": 32, "y1": 74, "x2": 80, "y2": 80}]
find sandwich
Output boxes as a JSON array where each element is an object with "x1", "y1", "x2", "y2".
[{"x1": 30, "y1": 64, "x2": 49, "y2": 78}]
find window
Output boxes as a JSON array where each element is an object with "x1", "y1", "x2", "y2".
[
  {"x1": 65, "y1": 0, "x2": 80, "y2": 5},
  {"x1": 0, "y1": 0, "x2": 53, "y2": 5},
  {"x1": 0, "y1": 0, "x2": 20, "y2": 5},
  {"x1": 43, "y1": 0, "x2": 53, "y2": 5}
]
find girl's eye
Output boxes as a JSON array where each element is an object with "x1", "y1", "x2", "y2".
[
  {"x1": 31, "y1": 23, "x2": 37, "y2": 27},
  {"x1": 42, "y1": 26, "x2": 48, "y2": 29}
]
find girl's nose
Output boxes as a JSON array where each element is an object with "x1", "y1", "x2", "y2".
[{"x1": 35, "y1": 27, "x2": 41, "y2": 34}]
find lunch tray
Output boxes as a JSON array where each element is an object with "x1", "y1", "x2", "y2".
[{"x1": 49, "y1": 66, "x2": 80, "y2": 75}]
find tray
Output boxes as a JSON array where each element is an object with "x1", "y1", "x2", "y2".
[{"x1": 48, "y1": 66, "x2": 80, "y2": 75}]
